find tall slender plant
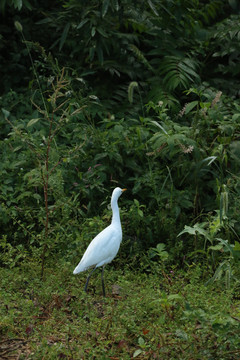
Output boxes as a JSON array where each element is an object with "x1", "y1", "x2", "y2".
[{"x1": 7, "y1": 23, "x2": 86, "y2": 277}]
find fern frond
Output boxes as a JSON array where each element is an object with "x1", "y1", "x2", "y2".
[
  {"x1": 160, "y1": 56, "x2": 200, "y2": 91},
  {"x1": 202, "y1": 0, "x2": 225, "y2": 24}
]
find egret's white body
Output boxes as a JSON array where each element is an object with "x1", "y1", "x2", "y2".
[{"x1": 73, "y1": 187, "x2": 126, "y2": 295}]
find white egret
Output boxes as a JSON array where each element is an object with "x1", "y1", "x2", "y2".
[{"x1": 73, "y1": 187, "x2": 127, "y2": 296}]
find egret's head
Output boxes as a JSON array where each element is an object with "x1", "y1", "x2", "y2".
[{"x1": 111, "y1": 187, "x2": 127, "y2": 201}]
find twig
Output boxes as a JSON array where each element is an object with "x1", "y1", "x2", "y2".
[{"x1": 231, "y1": 315, "x2": 240, "y2": 322}]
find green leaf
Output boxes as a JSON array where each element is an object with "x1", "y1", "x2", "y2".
[
  {"x1": 138, "y1": 209, "x2": 143, "y2": 217},
  {"x1": 185, "y1": 101, "x2": 198, "y2": 115},
  {"x1": 133, "y1": 349, "x2": 142, "y2": 357},
  {"x1": 2, "y1": 108, "x2": 10, "y2": 118},
  {"x1": 215, "y1": 238, "x2": 233, "y2": 254},
  {"x1": 27, "y1": 118, "x2": 40, "y2": 127},
  {"x1": 208, "y1": 244, "x2": 223, "y2": 251},
  {"x1": 33, "y1": 194, "x2": 41, "y2": 203},
  {"x1": 59, "y1": 23, "x2": 70, "y2": 50},
  {"x1": 77, "y1": 19, "x2": 89, "y2": 29},
  {"x1": 233, "y1": 241, "x2": 240, "y2": 251},
  {"x1": 102, "y1": 0, "x2": 110, "y2": 17},
  {"x1": 168, "y1": 294, "x2": 183, "y2": 301},
  {"x1": 150, "y1": 121, "x2": 168, "y2": 135},
  {"x1": 13, "y1": 146, "x2": 22, "y2": 152},
  {"x1": 232, "y1": 113, "x2": 240, "y2": 121},
  {"x1": 147, "y1": 0, "x2": 158, "y2": 15},
  {"x1": 91, "y1": 27, "x2": 96, "y2": 37},
  {"x1": 156, "y1": 243, "x2": 166, "y2": 252},
  {"x1": 178, "y1": 224, "x2": 208, "y2": 238},
  {"x1": 178, "y1": 225, "x2": 197, "y2": 236},
  {"x1": 205, "y1": 261, "x2": 229, "y2": 286},
  {"x1": 112, "y1": 0, "x2": 119, "y2": 11},
  {"x1": 175, "y1": 329, "x2": 188, "y2": 340},
  {"x1": 97, "y1": 27, "x2": 108, "y2": 38},
  {"x1": 16, "y1": 191, "x2": 32, "y2": 201},
  {"x1": 207, "y1": 156, "x2": 217, "y2": 165},
  {"x1": 36, "y1": 18, "x2": 51, "y2": 25},
  {"x1": 14, "y1": 0, "x2": 22, "y2": 10}
]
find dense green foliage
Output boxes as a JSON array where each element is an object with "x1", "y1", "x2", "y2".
[{"x1": 1, "y1": 0, "x2": 240, "y2": 269}]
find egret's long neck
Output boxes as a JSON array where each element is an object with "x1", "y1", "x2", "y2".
[{"x1": 111, "y1": 198, "x2": 121, "y2": 225}]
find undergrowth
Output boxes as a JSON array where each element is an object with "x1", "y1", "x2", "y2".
[{"x1": 1, "y1": 261, "x2": 240, "y2": 359}]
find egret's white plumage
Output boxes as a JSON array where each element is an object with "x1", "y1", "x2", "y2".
[{"x1": 73, "y1": 187, "x2": 126, "y2": 295}]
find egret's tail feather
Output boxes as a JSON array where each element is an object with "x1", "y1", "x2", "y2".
[{"x1": 73, "y1": 263, "x2": 85, "y2": 274}]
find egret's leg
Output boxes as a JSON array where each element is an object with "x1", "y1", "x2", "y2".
[
  {"x1": 101, "y1": 266, "x2": 106, "y2": 297},
  {"x1": 84, "y1": 267, "x2": 97, "y2": 293}
]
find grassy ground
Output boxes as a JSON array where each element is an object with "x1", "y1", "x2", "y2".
[{"x1": 0, "y1": 261, "x2": 240, "y2": 360}]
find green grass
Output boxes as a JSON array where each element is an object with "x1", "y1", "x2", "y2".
[{"x1": 0, "y1": 261, "x2": 240, "y2": 359}]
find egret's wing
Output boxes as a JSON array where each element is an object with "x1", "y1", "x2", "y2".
[{"x1": 73, "y1": 224, "x2": 122, "y2": 273}]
